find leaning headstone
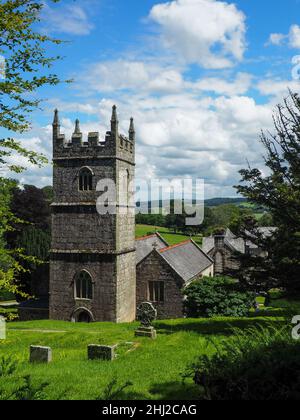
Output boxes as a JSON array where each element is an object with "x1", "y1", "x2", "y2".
[
  {"x1": 88, "y1": 345, "x2": 116, "y2": 361},
  {"x1": 30, "y1": 346, "x2": 52, "y2": 363},
  {"x1": 135, "y1": 302, "x2": 157, "y2": 339}
]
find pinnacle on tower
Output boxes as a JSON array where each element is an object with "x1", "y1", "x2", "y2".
[
  {"x1": 111, "y1": 105, "x2": 119, "y2": 137},
  {"x1": 52, "y1": 109, "x2": 60, "y2": 140},
  {"x1": 111, "y1": 105, "x2": 118, "y2": 122},
  {"x1": 74, "y1": 118, "x2": 81, "y2": 134},
  {"x1": 53, "y1": 109, "x2": 60, "y2": 126},
  {"x1": 129, "y1": 117, "x2": 135, "y2": 142}
]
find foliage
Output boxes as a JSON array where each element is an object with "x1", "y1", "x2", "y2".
[
  {"x1": 0, "y1": 355, "x2": 18, "y2": 377},
  {"x1": 136, "y1": 202, "x2": 257, "y2": 236},
  {"x1": 0, "y1": 0, "x2": 65, "y2": 296},
  {"x1": 0, "y1": 179, "x2": 39, "y2": 299},
  {"x1": 186, "y1": 326, "x2": 300, "y2": 400},
  {"x1": 235, "y1": 92, "x2": 300, "y2": 293},
  {"x1": 96, "y1": 378, "x2": 133, "y2": 401},
  {"x1": 0, "y1": 0, "x2": 65, "y2": 133},
  {"x1": 258, "y1": 212, "x2": 274, "y2": 227},
  {"x1": 184, "y1": 277, "x2": 255, "y2": 318},
  {"x1": 0, "y1": 375, "x2": 49, "y2": 400}
]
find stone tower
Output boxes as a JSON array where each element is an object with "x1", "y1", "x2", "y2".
[{"x1": 49, "y1": 106, "x2": 136, "y2": 323}]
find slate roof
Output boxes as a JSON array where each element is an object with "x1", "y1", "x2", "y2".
[
  {"x1": 136, "y1": 233, "x2": 169, "y2": 264},
  {"x1": 202, "y1": 228, "x2": 245, "y2": 254},
  {"x1": 202, "y1": 227, "x2": 277, "y2": 254},
  {"x1": 159, "y1": 240, "x2": 213, "y2": 283},
  {"x1": 246, "y1": 227, "x2": 277, "y2": 249}
]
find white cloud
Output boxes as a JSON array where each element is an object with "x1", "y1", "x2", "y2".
[
  {"x1": 10, "y1": 87, "x2": 273, "y2": 199},
  {"x1": 11, "y1": 0, "x2": 283, "y2": 199},
  {"x1": 42, "y1": 2, "x2": 94, "y2": 36},
  {"x1": 149, "y1": 0, "x2": 246, "y2": 69},
  {"x1": 193, "y1": 72, "x2": 252, "y2": 95},
  {"x1": 267, "y1": 33, "x2": 286, "y2": 46},
  {"x1": 268, "y1": 24, "x2": 300, "y2": 49},
  {"x1": 289, "y1": 25, "x2": 300, "y2": 48},
  {"x1": 82, "y1": 60, "x2": 185, "y2": 94},
  {"x1": 257, "y1": 79, "x2": 300, "y2": 98}
]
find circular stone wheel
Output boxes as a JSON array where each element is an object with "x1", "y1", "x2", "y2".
[{"x1": 137, "y1": 302, "x2": 157, "y2": 326}]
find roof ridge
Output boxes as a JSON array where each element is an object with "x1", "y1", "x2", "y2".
[
  {"x1": 136, "y1": 233, "x2": 157, "y2": 241},
  {"x1": 160, "y1": 239, "x2": 191, "y2": 253}
]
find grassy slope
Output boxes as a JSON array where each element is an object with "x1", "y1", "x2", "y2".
[
  {"x1": 0, "y1": 315, "x2": 287, "y2": 400},
  {"x1": 136, "y1": 225, "x2": 202, "y2": 246}
]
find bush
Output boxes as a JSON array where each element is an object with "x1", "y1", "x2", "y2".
[
  {"x1": 184, "y1": 277, "x2": 255, "y2": 318},
  {"x1": 186, "y1": 326, "x2": 300, "y2": 400},
  {"x1": 0, "y1": 290, "x2": 15, "y2": 302}
]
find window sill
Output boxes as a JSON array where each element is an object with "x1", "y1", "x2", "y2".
[{"x1": 75, "y1": 298, "x2": 93, "y2": 302}]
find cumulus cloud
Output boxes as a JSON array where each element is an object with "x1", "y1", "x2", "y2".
[
  {"x1": 10, "y1": 86, "x2": 273, "y2": 198},
  {"x1": 11, "y1": 0, "x2": 283, "y2": 198},
  {"x1": 267, "y1": 33, "x2": 286, "y2": 46},
  {"x1": 149, "y1": 0, "x2": 246, "y2": 69},
  {"x1": 257, "y1": 79, "x2": 300, "y2": 98},
  {"x1": 268, "y1": 24, "x2": 300, "y2": 49},
  {"x1": 193, "y1": 72, "x2": 252, "y2": 95},
  {"x1": 82, "y1": 60, "x2": 185, "y2": 94},
  {"x1": 42, "y1": 1, "x2": 94, "y2": 36},
  {"x1": 289, "y1": 25, "x2": 300, "y2": 48}
]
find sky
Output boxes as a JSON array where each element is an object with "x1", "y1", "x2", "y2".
[{"x1": 3, "y1": 0, "x2": 300, "y2": 199}]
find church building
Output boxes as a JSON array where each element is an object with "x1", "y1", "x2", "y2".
[{"x1": 19, "y1": 107, "x2": 214, "y2": 322}]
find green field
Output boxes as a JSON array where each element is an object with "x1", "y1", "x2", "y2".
[
  {"x1": 0, "y1": 310, "x2": 290, "y2": 400},
  {"x1": 136, "y1": 225, "x2": 202, "y2": 247}
]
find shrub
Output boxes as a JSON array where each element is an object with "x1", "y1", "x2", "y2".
[
  {"x1": 184, "y1": 276, "x2": 255, "y2": 318},
  {"x1": 186, "y1": 326, "x2": 300, "y2": 400}
]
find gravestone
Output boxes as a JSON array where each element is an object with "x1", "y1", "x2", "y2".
[
  {"x1": 135, "y1": 302, "x2": 157, "y2": 339},
  {"x1": 30, "y1": 346, "x2": 52, "y2": 363},
  {"x1": 88, "y1": 344, "x2": 116, "y2": 361},
  {"x1": 0, "y1": 316, "x2": 6, "y2": 340}
]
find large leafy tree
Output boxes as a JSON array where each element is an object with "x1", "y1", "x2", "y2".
[
  {"x1": 234, "y1": 92, "x2": 300, "y2": 294},
  {"x1": 0, "y1": 0, "x2": 65, "y2": 297}
]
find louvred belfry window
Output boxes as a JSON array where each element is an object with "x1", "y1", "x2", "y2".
[{"x1": 79, "y1": 168, "x2": 93, "y2": 191}]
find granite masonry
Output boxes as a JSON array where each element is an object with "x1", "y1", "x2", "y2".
[
  {"x1": 30, "y1": 346, "x2": 52, "y2": 364},
  {"x1": 87, "y1": 344, "x2": 116, "y2": 361},
  {"x1": 49, "y1": 106, "x2": 136, "y2": 323}
]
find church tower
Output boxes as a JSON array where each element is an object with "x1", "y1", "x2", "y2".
[{"x1": 49, "y1": 106, "x2": 136, "y2": 323}]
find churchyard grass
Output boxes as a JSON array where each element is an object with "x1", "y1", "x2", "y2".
[{"x1": 0, "y1": 315, "x2": 288, "y2": 400}]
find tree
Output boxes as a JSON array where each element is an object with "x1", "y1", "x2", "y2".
[
  {"x1": 235, "y1": 92, "x2": 300, "y2": 293},
  {"x1": 0, "y1": 0, "x2": 65, "y2": 297},
  {"x1": 4, "y1": 185, "x2": 51, "y2": 298},
  {"x1": 184, "y1": 276, "x2": 255, "y2": 318}
]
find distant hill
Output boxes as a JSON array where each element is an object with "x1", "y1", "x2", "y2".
[
  {"x1": 42, "y1": 187, "x2": 248, "y2": 210},
  {"x1": 204, "y1": 197, "x2": 248, "y2": 207}
]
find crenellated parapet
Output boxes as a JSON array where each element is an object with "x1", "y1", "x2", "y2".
[{"x1": 52, "y1": 106, "x2": 135, "y2": 163}]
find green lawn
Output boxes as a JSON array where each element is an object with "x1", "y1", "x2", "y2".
[
  {"x1": 0, "y1": 314, "x2": 287, "y2": 400},
  {"x1": 136, "y1": 225, "x2": 202, "y2": 247}
]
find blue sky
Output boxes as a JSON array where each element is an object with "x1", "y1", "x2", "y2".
[{"x1": 4, "y1": 0, "x2": 300, "y2": 198}]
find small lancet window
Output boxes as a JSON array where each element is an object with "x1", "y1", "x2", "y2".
[
  {"x1": 79, "y1": 168, "x2": 93, "y2": 191},
  {"x1": 75, "y1": 271, "x2": 93, "y2": 300}
]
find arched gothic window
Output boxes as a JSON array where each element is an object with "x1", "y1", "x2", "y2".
[
  {"x1": 75, "y1": 271, "x2": 93, "y2": 300},
  {"x1": 79, "y1": 168, "x2": 93, "y2": 191}
]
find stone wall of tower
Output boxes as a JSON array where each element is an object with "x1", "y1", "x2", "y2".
[{"x1": 49, "y1": 107, "x2": 136, "y2": 323}]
